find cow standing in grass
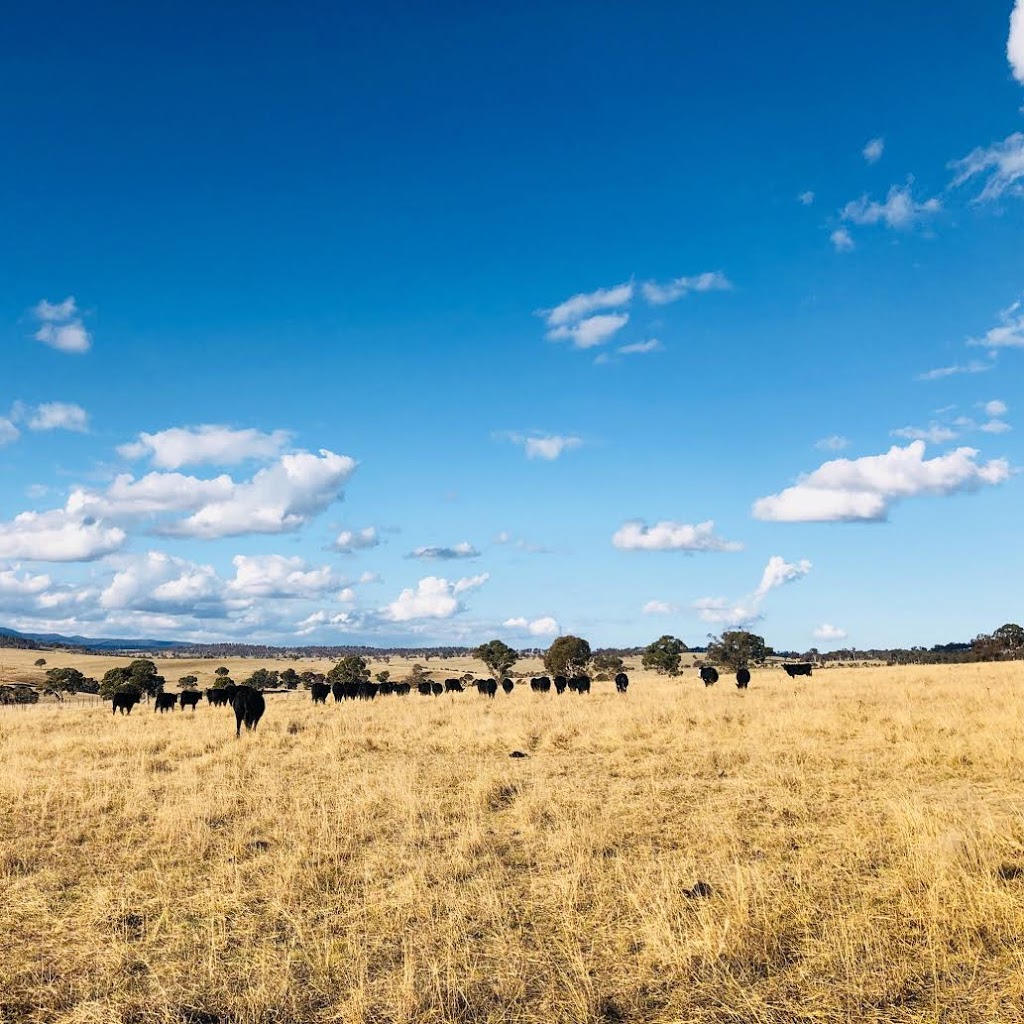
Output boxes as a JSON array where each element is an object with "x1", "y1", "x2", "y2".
[
  {"x1": 232, "y1": 686, "x2": 265, "y2": 738},
  {"x1": 179, "y1": 691, "x2": 202, "y2": 711},
  {"x1": 155, "y1": 692, "x2": 177, "y2": 713}
]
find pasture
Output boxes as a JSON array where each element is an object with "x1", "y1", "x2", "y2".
[{"x1": 3, "y1": 659, "x2": 1024, "y2": 1023}]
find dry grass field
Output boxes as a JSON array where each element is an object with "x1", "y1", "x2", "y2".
[{"x1": 3, "y1": 655, "x2": 1024, "y2": 1023}]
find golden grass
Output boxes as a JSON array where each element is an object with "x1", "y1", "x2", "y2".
[{"x1": 3, "y1": 660, "x2": 1024, "y2": 1023}]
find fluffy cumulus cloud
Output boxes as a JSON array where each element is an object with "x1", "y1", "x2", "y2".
[
  {"x1": 227, "y1": 554, "x2": 340, "y2": 599},
  {"x1": 841, "y1": 182, "x2": 940, "y2": 230},
  {"x1": 985, "y1": 399, "x2": 1009, "y2": 417},
  {"x1": 24, "y1": 402, "x2": 89, "y2": 432},
  {"x1": 752, "y1": 441, "x2": 1010, "y2": 523},
  {"x1": 410, "y1": 542, "x2": 479, "y2": 560},
  {"x1": 381, "y1": 573, "x2": 489, "y2": 622},
  {"x1": 642, "y1": 599, "x2": 676, "y2": 615},
  {"x1": 100, "y1": 551, "x2": 224, "y2": 615},
  {"x1": 641, "y1": 271, "x2": 732, "y2": 306},
  {"x1": 863, "y1": 137, "x2": 885, "y2": 164},
  {"x1": 968, "y1": 301, "x2": 1024, "y2": 349},
  {"x1": 499, "y1": 431, "x2": 583, "y2": 460},
  {"x1": 949, "y1": 133, "x2": 1024, "y2": 202},
  {"x1": 813, "y1": 623, "x2": 848, "y2": 642},
  {"x1": 694, "y1": 554, "x2": 812, "y2": 627},
  {"x1": 1012, "y1": 0, "x2": 1024, "y2": 83},
  {"x1": 118, "y1": 425, "x2": 291, "y2": 469},
  {"x1": 32, "y1": 297, "x2": 91, "y2": 354},
  {"x1": 830, "y1": 228, "x2": 855, "y2": 252},
  {"x1": 333, "y1": 526, "x2": 379, "y2": 553},
  {"x1": 503, "y1": 615, "x2": 559, "y2": 636},
  {"x1": 0, "y1": 510, "x2": 126, "y2": 562},
  {"x1": 612, "y1": 519, "x2": 743, "y2": 552}
]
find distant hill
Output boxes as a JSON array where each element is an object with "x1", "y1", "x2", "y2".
[{"x1": 0, "y1": 626, "x2": 182, "y2": 653}]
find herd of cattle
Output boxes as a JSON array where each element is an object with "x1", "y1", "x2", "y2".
[{"x1": 106, "y1": 663, "x2": 814, "y2": 735}]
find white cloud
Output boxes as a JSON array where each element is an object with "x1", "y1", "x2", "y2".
[
  {"x1": 358, "y1": 570, "x2": 381, "y2": 584},
  {"x1": 693, "y1": 597, "x2": 762, "y2": 628},
  {"x1": 100, "y1": 551, "x2": 224, "y2": 615},
  {"x1": 612, "y1": 519, "x2": 743, "y2": 552},
  {"x1": 813, "y1": 623, "x2": 848, "y2": 642},
  {"x1": 754, "y1": 555, "x2": 813, "y2": 601},
  {"x1": 499, "y1": 431, "x2": 583, "y2": 460},
  {"x1": 0, "y1": 510, "x2": 126, "y2": 562},
  {"x1": 752, "y1": 441, "x2": 1010, "y2": 522},
  {"x1": 949, "y1": 133, "x2": 1024, "y2": 202},
  {"x1": 118, "y1": 425, "x2": 291, "y2": 468},
  {"x1": 381, "y1": 573, "x2": 489, "y2": 622},
  {"x1": 841, "y1": 182, "x2": 940, "y2": 229},
  {"x1": 227, "y1": 554, "x2": 340, "y2": 599},
  {"x1": 798, "y1": 191, "x2": 815, "y2": 206},
  {"x1": 617, "y1": 338, "x2": 663, "y2": 356},
  {"x1": 985, "y1": 399, "x2": 1008, "y2": 417},
  {"x1": 968, "y1": 301, "x2": 1024, "y2": 349},
  {"x1": 333, "y1": 526, "x2": 379, "y2": 553},
  {"x1": 641, "y1": 271, "x2": 732, "y2": 306},
  {"x1": 890, "y1": 424, "x2": 959, "y2": 443},
  {"x1": 32, "y1": 297, "x2": 91, "y2": 354},
  {"x1": 642, "y1": 599, "x2": 676, "y2": 615},
  {"x1": 916, "y1": 358, "x2": 996, "y2": 381},
  {"x1": 25, "y1": 402, "x2": 89, "y2": 433},
  {"x1": 980, "y1": 419, "x2": 1012, "y2": 434},
  {"x1": 295, "y1": 609, "x2": 365, "y2": 637},
  {"x1": 503, "y1": 615, "x2": 559, "y2": 636},
  {"x1": 548, "y1": 313, "x2": 630, "y2": 348},
  {"x1": 410, "y1": 542, "x2": 480, "y2": 560},
  {"x1": 1011, "y1": 0, "x2": 1024, "y2": 83},
  {"x1": 815, "y1": 435, "x2": 850, "y2": 452},
  {"x1": 863, "y1": 137, "x2": 885, "y2": 164},
  {"x1": 0, "y1": 419, "x2": 19, "y2": 446},
  {"x1": 830, "y1": 227, "x2": 855, "y2": 252},
  {"x1": 0, "y1": 565, "x2": 52, "y2": 598},
  {"x1": 542, "y1": 282, "x2": 634, "y2": 328}
]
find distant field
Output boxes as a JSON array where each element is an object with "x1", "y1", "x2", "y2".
[{"x1": 3, "y1": 658, "x2": 1024, "y2": 1023}]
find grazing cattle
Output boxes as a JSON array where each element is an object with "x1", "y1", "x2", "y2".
[
  {"x1": 783, "y1": 663, "x2": 813, "y2": 678},
  {"x1": 553, "y1": 675, "x2": 567, "y2": 694},
  {"x1": 359, "y1": 682, "x2": 379, "y2": 701},
  {"x1": 700, "y1": 667, "x2": 719, "y2": 687},
  {"x1": 332, "y1": 681, "x2": 345, "y2": 703},
  {"x1": 430, "y1": 681, "x2": 443, "y2": 696},
  {"x1": 395, "y1": 682, "x2": 411, "y2": 696},
  {"x1": 179, "y1": 690, "x2": 202, "y2": 711},
  {"x1": 379, "y1": 680, "x2": 394, "y2": 696},
  {"x1": 501, "y1": 678, "x2": 514, "y2": 694},
  {"x1": 736, "y1": 669, "x2": 751, "y2": 689},
  {"x1": 575, "y1": 674, "x2": 591, "y2": 695},
  {"x1": 222, "y1": 684, "x2": 238, "y2": 704},
  {"x1": 310, "y1": 682, "x2": 330, "y2": 704},
  {"x1": 155, "y1": 692, "x2": 177, "y2": 713},
  {"x1": 232, "y1": 686, "x2": 266, "y2": 738},
  {"x1": 444, "y1": 679, "x2": 464, "y2": 693},
  {"x1": 206, "y1": 687, "x2": 229, "y2": 707},
  {"x1": 417, "y1": 682, "x2": 432, "y2": 696},
  {"x1": 111, "y1": 691, "x2": 140, "y2": 716},
  {"x1": 484, "y1": 677, "x2": 497, "y2": 699},
  {"x1": 615, "y1": 672, "x2": 629, "y2": 693}
]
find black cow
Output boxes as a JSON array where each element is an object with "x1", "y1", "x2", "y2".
[
  {"x1": 112, "y1": 691, "x2": 140, "y2": 716},
  {"x1": 379, "y1": 680, "x2": 394, "y2": 696},
  {"x1": 359, "y1": 682, "x2": 379, "y2": 701},
  {"x1": 311, "y1": 682, "x2": 330, "y2": 704},
  {"x1": 736, "y1": 669, "x2": 751, "y2": 689},
  {"x1": 783, "y1": 663, "x2": 813, "y2": 678},
  {"x1": 222, "y1": 684, "x2": 238, "y2": 704},
  {"x1": 155, "y1": 692, "x2": 177, "y2": 713},
  {"x1": 430, "y1": 681, "x2": 443, "y2": 696},
  {"x1": 615, "y1": 672, "x2": 629, "y2": 693},
  {"x1": 484, "y1": 678, "x2": 497, "y2": 699},
  {"x1": 232, "y1": 686, "x2": 266, "y2": 738},
  {"x1": 575, "y1": 674, "x2": 591, "y2": 695},
  {"x1": 206, "y1": 687, "x2": 229, "y2": 707},
  {"x1": 417, "y1": 682, "x2": 432, "y2": 696},
  {"x1": 332, "y1": 681, "x2": 345, "y2": 703},
  {"x1": 395, "y1": 682, "x2": 411, "y2": 696},
  {"x1": 179, "y1": 690, "x2": 202, "y2": 711},
  {"x1": 553, "y1": 675, "x2": 567, "y2": 694},
  {"x1": 445, "y1": 679, "x2": 464, "y2": 693},
  {"x1": 700, "y1": 667, "x2": 719, "y2": 687},
  {"x1": 501, "y1": 678, "x2": 514, "y2": 694}
]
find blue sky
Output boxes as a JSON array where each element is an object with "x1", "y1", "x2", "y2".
[{"x1": 2, "y1": 0, "x2": 1023, "y2": 649}]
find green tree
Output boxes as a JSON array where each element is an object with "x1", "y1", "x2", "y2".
[
  {"x1": 994, "y1": 623, "x2": 1024, "y2": 657},
  {"x1": 34, "y1": 658, "x2": 47, "y2": 667},
  {"x1": 544, "y1": 635, "x2": 592, "y2": 678},
  {"x1": 215, "y1": 666, "x2": 230, "y2": 677},
  {"x1": 280, "y1": 668, "x2": 300, "y2": 690},
  {"x1": 375, "y1": 670, "x2": 390, "y2": 683},
  {"x1": 592, "y1": 653, "x2": 625, "y2": 676},
  {"x1": 43, "y1": 666, "x2": 87, "y2": 699},
  {"x1": 705, "y1": 630, "x2": 771, "y2": 672},
  {"x1": 327, "y1": 655, "x2": 370, "y2": 685},
  {"x1": 177, "y1": 675, "x2": 199, "y2": 690},
  {"x1": 126, "y1": 659, "x2": 165, "y2": 697},
  {"x1": 641, "y1": 636, "x2": 687, "y2": 676},
  {"x1": 243, "y1": 668, "x2": 279, "y2": 690},
  {"x1": 99, "y1": 667, "x2": 139, "y2": 699},
  {"x1": 473, "y1": 639, "x2": 519, "y2": 679}
]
